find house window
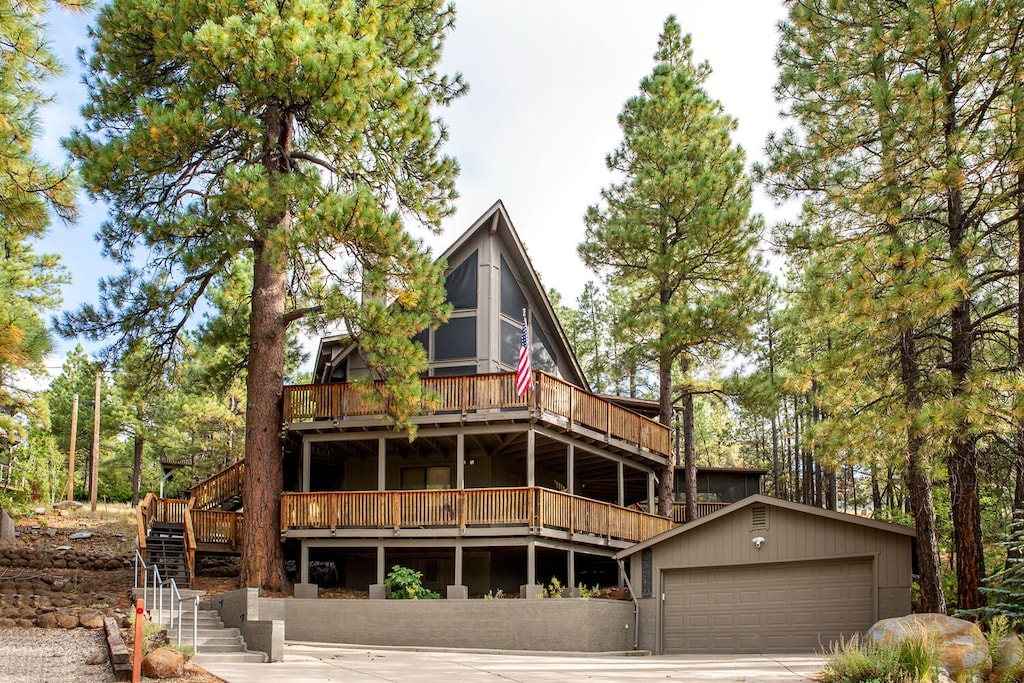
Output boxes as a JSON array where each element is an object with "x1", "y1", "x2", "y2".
[
  {"x1": 401, "y1": 466, "x2": 451, "y2": 490},
  {"x1": 531, "y1": 316, "x2": 557, "y2": 373},
  {"x1": 434, "y1": 316, "x2": 476, "y2": 360},
  {"x1": 641, "y1": 549, "x2": 653, "y2": 598},
  {"x1": 432, "y1": 365, "x2": 476, "y2": 377},
  {"x1": 444, "y1": 250, "x2": 478, "y2": 310},
  {"x1": 500, "y1": 256, "x2": 527, "y2": 319},
  {"x1": 500, "y1": 319, "x2": 520, "y2": 367}
]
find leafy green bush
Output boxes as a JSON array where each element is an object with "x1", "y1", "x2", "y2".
[
  {"x1": 577, "y1": 583, "x2": 602, "y2": 598},
  {"x1": 544, "y1": 577, "x2": 563, "y2": 598},
  {"x1": 384, "y1": 565, "x2": 439, "y2": 600},
  {"x1": 818, "y1": 632, "x2": 942, "y2": 683}
]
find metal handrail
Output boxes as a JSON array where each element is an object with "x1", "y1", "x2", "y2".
[{"x1": 133, "y1": 548, "x2": 199, "y2": 652}]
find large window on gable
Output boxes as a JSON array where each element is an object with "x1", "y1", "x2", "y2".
[
  {"x1": 433, "y1": 316, "x2": 476, "y2": 360},
  {"x1": 444, "y1": 250, "x2": 478, "y2": 310},
  {"x1": 500, "y1": 256, "x2": 527, "y2": 319},
  {"x1": 531, "y1": 316, "x2": 557, "y2": 373}
]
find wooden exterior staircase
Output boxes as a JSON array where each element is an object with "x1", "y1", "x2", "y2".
[{"x1": 136, "y1": 494, "x2": 196, "y2": 587}]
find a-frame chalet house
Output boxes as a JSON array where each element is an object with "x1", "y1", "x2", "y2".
[{"x1": 277, "y1": 200, "x2": 675, "y2": 595}]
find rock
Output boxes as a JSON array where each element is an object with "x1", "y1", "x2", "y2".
[
  {"x1": 78, "y1": 609, "x2": 104, "y2": 629},
  {"x1": 53, "y1": 500, "x2": 82, "y2": 510},
  {"x1": 142, "y1": 648, "x2": 184, "y2": 679},
  {"x1": 85, "y1": 653, "x2": 106, "y2": 665},
  {"x1": 56, "y1": 545, "x2": 72, "y2": 551},
  {"x1": 16, "y1": 618, "x2": 33, "y2": 627},
  {"x1": 0, "y1": 509, "x2": 15, "y2": 546},
  {"x1": 68, "y1": 531, "x2": 93, "y2": 541},
  {"x1": 45, "y1": 528, "x2": 56, "y2": 538},
  {"x1": 36, "y1": 612, "x2": 58, "y2": 628},
  {"x1": 32, "y1": 507, "x2": 46, "y2": 515},
  {"x1": 866, "y1": 613, "x2": 990, "y2": 680},
  {"x1": 993, "y1": 631, "x2": 1024, "y2": 681},
  {"x1": 55, "y1": 611, "x2": 79, "y2": 629},
  {"x1": 0, "y1": 618, "x2": 15, "y2": 627}
]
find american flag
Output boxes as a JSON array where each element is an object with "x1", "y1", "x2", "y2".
[{"x1": 516, "y1": 309, "x2": 531, "y2": 397}]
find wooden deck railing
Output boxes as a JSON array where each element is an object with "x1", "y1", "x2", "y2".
[
  {"x1": 283, "y1": 372, "x2": 670, "y2": 457},
  {"x1": 280, "y1": 487, "x2": 674, "y2": 545},
  {"x1": 189, "y1": 460, "x2": 245, "y2": 511},
  {"x1": 672, "y1": 501, "x2": 731, "y2": 523},
  {"x1": 191, "y1": 509, "x2": 243, "y2": 548}
]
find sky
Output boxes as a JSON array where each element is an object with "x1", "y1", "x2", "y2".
[{"x1": 36, "y1": 1, "x2": 791, "y2": 367}]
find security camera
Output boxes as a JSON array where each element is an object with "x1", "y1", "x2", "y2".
[{"x1": 752, "y1": 536, "x2": 765, "y2": 549}]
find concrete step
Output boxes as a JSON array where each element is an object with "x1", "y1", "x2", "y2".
[
  {"x1": 193, "y1": 651, "x2": 267, "y2": 665},
  {"x1": 174, "y1": 634, "x2": 245, "y2": 648}
]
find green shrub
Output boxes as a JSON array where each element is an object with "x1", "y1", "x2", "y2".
[
  {"x1": 544, "y1": 577, "x2": 563, "y2": 598},
  {"x1": 577, "y1": 583, "x2": 601, "y2": 598},
  {"x1": 818, "y1": 632, "x2": 942, "y2": 683},
  {"x1": 483, "y1": 589, "x2": 505, "y2": 600},
  {"x1": 384, "y1": 565, "x2": 440, "y2": 600}
]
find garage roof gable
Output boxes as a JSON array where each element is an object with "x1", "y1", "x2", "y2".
[{"x1": 615, "y1": 493, "x2": 915, "y2": 560}]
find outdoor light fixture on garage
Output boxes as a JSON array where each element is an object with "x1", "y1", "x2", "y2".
[{"x1": 752, "y1": 536, "x2": 765, "y2": 549}]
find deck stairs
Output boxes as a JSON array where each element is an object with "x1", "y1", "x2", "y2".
[
  {"x1": 134, "y1": 588, "x2": 266, "y2": 664},
  {"x1": 145, "y1": 521, "x2": 190, "y2": 588}
]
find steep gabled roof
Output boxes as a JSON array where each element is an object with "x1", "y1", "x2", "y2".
[
  {"x1": 441, "y1": 199, "x2": 589, "y2": 390},
  {"x1": 614, "y1": 493, "x2": 915, "y2": 560},
  {"x1": 312, "y1": 200, "x2": 589, "y2": 389}
]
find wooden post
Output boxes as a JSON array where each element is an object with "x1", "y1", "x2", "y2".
[
  {"x1": 132, "y1": 598, "x2": 144, "y2": 682},
  {"x1": 90, "y1": 371, "x2": 101, "y2": 512},
  {"x1": 67, "y1": 394, "x2": 78, "y2": 502}
]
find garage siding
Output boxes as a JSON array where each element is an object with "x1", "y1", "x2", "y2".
[{"x1": 662, "y1": 558, "x2": 875, "y2": 653}]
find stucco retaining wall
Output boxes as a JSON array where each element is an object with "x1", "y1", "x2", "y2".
[{"x1": 257, "y1": 596, "x2": 637, "y2": 652}]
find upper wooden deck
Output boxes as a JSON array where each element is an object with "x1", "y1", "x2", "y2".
[{"x1": 283, "y1": 371, "x2": 671, "y2": 459}]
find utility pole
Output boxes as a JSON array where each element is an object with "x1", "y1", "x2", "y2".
[
  {"x1": 67, "y1": 394, "x2": 79, "y2": 502},
  {"x1": 90, "y1": 371, "x2": 101, "y2": 512}
]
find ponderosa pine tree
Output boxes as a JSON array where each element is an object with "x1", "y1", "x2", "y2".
[
  {"x1": 60, "y1": 0, "x2": 464, "y2": 590},
  {"x1": 0, "y1": 0, "x2": 87, "y2": 445},
  {"x1": 761, "y1": 0, "x2": 1024, "y2": 611},
  {"x1": 579, "y1": 16, "x2": 764, "y2": 520}
]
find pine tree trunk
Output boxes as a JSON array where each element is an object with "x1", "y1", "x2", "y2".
[
  {"x1": 240, "y1": 106, "x2": 291, "y2": 591},
  {"x1": 900, "y1": 328, "x2": 946, "y2": 614},
  {"x1": 656, "y1": 345, "x2": 674, "y2": 518},
  {"x1": 1010, "y1": 169, "x2": 1024, "y2": 566},
  {"x1": 131, "y1": 419, "x2": 143, "y2": 508},
  {"x1": 682, "y1": 386, "x2": 696, "y2": 524}
]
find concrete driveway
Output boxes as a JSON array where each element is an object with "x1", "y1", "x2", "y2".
[{"x1": 201, "y1": 643, "x2": 825, "y2": 682}]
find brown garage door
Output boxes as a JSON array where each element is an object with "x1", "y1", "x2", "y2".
[{"x1": 662, "y1": 558, "x2": 875, "y2": 654}]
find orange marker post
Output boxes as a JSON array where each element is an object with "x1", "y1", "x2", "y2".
[{"x1": 132, "y1": 599, "x2": 145, "y2": 682}]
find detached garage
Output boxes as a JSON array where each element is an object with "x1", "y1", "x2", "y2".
[{"x1": 617, "y1": 495, "x2": 914, "y2": 654}]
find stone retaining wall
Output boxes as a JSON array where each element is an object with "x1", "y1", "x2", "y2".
[{"x1": 0, "y1": 546, "x2": 132, "y2": 571}]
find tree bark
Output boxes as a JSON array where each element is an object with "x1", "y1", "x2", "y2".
[
  {"x1": 240, "y1": 106, "x2": 291, "y2": 591},
  {"x1": 901, "y1": 328, "x2": 946, "y2": 614},
  {"x1": 656, "y1": 340, "x2": 674, "y2": 518},
  {"x1": 681, "y1": 383, "x2": 696, "y2": 524},
  {"x1": 131, "y1": 413, "x2": 144, "y2": 508}
]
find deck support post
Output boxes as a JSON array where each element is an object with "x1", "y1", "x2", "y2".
[
  {"x1": 301, "y1": 438, "x2": 311, "y2": 492},
  {"x1": 376, "y1": 544, "x2": 386, "y2": 584},
  {"x1": 648, "y1": 472, "x2": 656, "y2": 512},
  {"x1": 454, "y1": 544, "x2": 463, "y2": 586},
  {"x1": 567, "y1": 549, "x2": 575, "y2": 592},
  {"x1": 456, "y1": 433, "x2": 465, "y2": 489},
  {"x1": 567, "y1": 444, "x2": 575, "y2": 495},
  {"x1": 526, "y1": 429, "x2": 535, "y2": 487},
  {"x1": 527, "y1": 540, "x2": 536, "y2": 588},
  {"x1": 300, "y1": 541, "x2": 309, "y2": 584},
  {"x1": 617, "y1": 462, "x2": 625, "y2": 507},
  {"x1": 377, "y1": 438, "x2": 386, "y2": 491}
]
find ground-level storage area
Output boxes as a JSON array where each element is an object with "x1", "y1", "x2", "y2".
[
  {"x1": 662, "y1": 557, "x2": 875, "y2": 653},
  {"x1": 618, "y1": 495, "x2": 915, "y2": 654}
]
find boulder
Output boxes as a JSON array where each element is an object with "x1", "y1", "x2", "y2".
[
  {"x1": 68, "y1": 531, "x2": 93, "y2": 541},
  {"x1": 36, "y1": 612, "x2": 57, "y2": 628},
  {"x1": 0, "y1": 509, "x2": 15, "y2": 546},
  {"x1": 993, "y1": 631, "x2": 1024, "y2": 681},
  {"x1": 865, "y1": 613, "x2": 989, "y2": 680},
  {"x1": 0, "y1": 618, "x2": 15, "y2": 628},
  {"x1": 142, "y1": 647, "x2": 184, "y2": 679},
  {"x1": 78, "y1": 609, "x2": 104, "y2": 629},
  {"x1": 55, "y1": 611, "x2": 79, "y2": 629}
]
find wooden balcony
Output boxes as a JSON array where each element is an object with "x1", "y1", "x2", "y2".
[
  {"x1": 189, "y1": 460, "x2": 244, "y2": 511},
  {"x1": 280, "y1": 487, "x2": 674, "y2": 547},
  {"x1": 283, "y1": 371, "x2": 671, "y2": 458}
]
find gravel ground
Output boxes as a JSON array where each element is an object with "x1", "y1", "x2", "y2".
[{"x1": 0, "y1": 628, "x2": 115, "y2": 683}]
